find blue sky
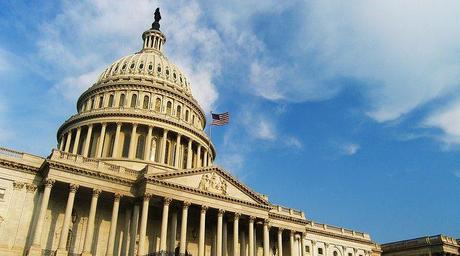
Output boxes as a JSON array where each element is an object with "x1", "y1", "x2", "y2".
[{"x1": 1, "y1": 0, "x2": 459, "y2": 243}]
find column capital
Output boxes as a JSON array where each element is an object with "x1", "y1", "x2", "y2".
[
  {"x1": 77, "y1": 126, "x2": 82, "y2": 131},
  {"x1": 218, "y1": 209, "x2": 225, "y2": 216},
  {"x1": 116, "y1": 122, "x2": 123, "y2": 126},
  {"x1": 249, "y1": 216, "x2": 256, "y2": 222},
  {"x1": 264, "y1": 219, "x2": 270, "y2": 226},
  {"x1": 290, "y1": 230, "x2": 296, "y2": 236},
  {"x1": 13, "y1": 181, "x2": 25, "y2": 190},
  {"x1": 183, "y1": 201, "x2": 191, "y2": 208},
  {"x1": 201, "y1": 205, "x2": 208, "y2": 212},
  {"x1": 114, "y1": 193, "x2": 122, "y2": 201},
  {"x1": 69, "y1": 183, "x2": 79, "y2": 192},
  {"x1": 44, "y1": 178, "x2": 55, "y2": 188},
  {"x1": 132, "y1": 123, "x2": 138, "y2": 128},
  {"x1": 92, "y1": 188, "x2": 102, "y2": 197},
  {"x1": 278, "y1": 228, "x2": 284, "y2": 234},
  {"x1": 26, "y1": 183, "x2": 37, "y2": 193},
  {"x1": 143, "y1": 193, "x2": 152, "y2": 200},
  {"x1": 234, "y1": 212, "x2": 241, "y2": 220},
  {"x1": 87, "y1": 123, "x2": 93, "y2": 128},
  {"x1": 101, "y1": 122, "x2": 107, "y2": 127},
  {"x1": 163, "y1": 197, "x2": 173, "y2": 205}
]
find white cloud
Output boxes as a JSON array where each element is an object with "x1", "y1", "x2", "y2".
[
  {"x1": 284, "y1": 136, "x2": 303, "y2": 149},
  {"x1": 341, "y1": 143, "x2": 360, "y2": 156},
  {"x1": 424, "y1": 100, "x2": 460, "y2": 144}
]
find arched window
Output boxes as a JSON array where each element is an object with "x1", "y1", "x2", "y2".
[
  {"x1": 108, "y1": 94, "x2": 114, "y2": 107},
  {"x1": 155, "y1": 98, "x2": 161, "y2": 112},
  {"x1": 136, "y1": 135, "x2": 145, "y2": 159},
  {"x1": 119, "y1": 94, "x2": 125, "y2": 107},
  {"x1": 130, "y1": 94, "x2": 137, "y2": 108},
  {"x1": 143, "y1": 95, "x2": 149, "y2": 109},
  {"x1": 333, "y1": 252, "x2": 338, "y2": 256},
  {"x1": 166, "y1": 101, "x2": 172, "y2": 115},
  {"x1": 176, "y1": 105, "x2": 181, "y2": 119},
  {"x1": 185, "y1": 110, "x2": 189, "y2": 122},
  {"x1": 192, "y1": 115, "x2": 195, "y2": 125},
  {"x1": 98, "y1": 95, "x2": 103, "y2": 108}
]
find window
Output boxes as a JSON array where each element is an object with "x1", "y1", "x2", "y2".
[
  {"x1": 98, "y1": 96, "x2": 103, "y2": 108},
  {"x1": 176, "y1": 105, "x2": 181, "y2": 118},
  {"x1": 348, "y1": 253, "x2": 352, "y2": 256},
  {"x1": 0, "y1": 188, "x2": 5, "y2": 201},
  {"x1": 157, "y1": 66, "x2": 161, "y2": 72},
  {"x1": 318, "y1": 248, "x2": 323, "y2": 255},
  {"x1": 148, "y1": 64, "x2": 153, "y2": 71},
  {"x1": 143, "y1": 96, "x2": 149, "y2": 109},
  {"x1": 90, "y1": 98, "x2": 95, "y2": 110},
  {"x1": 119, "y1": 94, "x2": 125, "y2": 107},
  {"x1": 108, "y1": 94, "x2": 114, "y2": 107},
  {"x1": 305, "y1": 246, "x2": 310, "y2": 253},
  {"x1": 166, "y1": 101, "x2": 172, "y2": 115},
  {"x1": 136, "y1": 135, "x2": 145, "y2": 159},
  {"x1": 155, "y1": 98, "x2": 161, "y2": 112},
  {"x1": 122, "y1": 133, "x2": 130, "y2": 158},
  {"x1": 131, "y1": 94, "x2": 137, "y2": 108},
  {"x1": 185, "y1": 110, "x2": 189, "y2": 121},
  {"x1": 139, "y1": 63, "x2": 144, "y2": 69},
  {"x1": 333, "y1": 251, "x2": 338, "y2": 256},
  {"x1": 166, "y1": 69, "x2": 170, "y2": 75},
  {"x1": 130, "y1": 63, "x2": 135, "y2": 69}
]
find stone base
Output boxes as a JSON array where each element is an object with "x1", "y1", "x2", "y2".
[{"x1": 55, "y1": 249, "x2": 69, "y2": 256}]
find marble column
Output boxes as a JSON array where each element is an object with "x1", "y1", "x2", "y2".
[
  {"x1": 28, "y1": 179, "x2": 55, "y2": 256},
  {"x1": 160, "y1": 197, "x2": 172, "y2": 255},
  {"x1": 203, "y1": 149, "x2": 208, "y2": 167},
  {"x1": 160, "y1": 129, "x2": 169, "y2": 164},
  {"x1": 198, "y1": 205, "x2": 208, "y2": 256},
  {"x1": 263, "y1": 220, "x2": 270, "y2": 256},
  {"x1": 233, "y1": 213, "x2": 240, "y2": 256},
  {"x1": 129, "y1": 202, "x2": 140, "y2": 256},
  {"x1": 145, "y1": 126, "x2": 153, "y2": 160},
  {"x1": 175, "y1": 134, "x2": 182, "y2": 168},
  {"x1": 179, "y1": 201, "x2": 191, "y2": 256},
  {"x1": 277, "y1": 229, "x2": 284, "y2": 256},
  {"x1": 300, "y1": 234, "x2": 306, "y2": 256},
  {"x1": 128, "y1": 123, "x2": 138, "y2": 159},
  {"x1": 64, "y1": 130, "x2": 72, "y2": 152},
  {"x1": 241, "y1": 231, "x2": 247, "y2": 256},
  {"x1": 72, "y1": 127, "x2": 81, "y2": 154},
  {"x1": 186, "y1": 139, "x2": 193, "y2": 169},
  {"x1": 112, "y1": 123, "x2": 122, "y2": 157},
  {"x1": 289, "y1": 231, "x2": 295, "y2": 256},
  {"x1": 137, "y1": 194, "x2": 151, "y2": 256},
  {"x1": 59, "y1": 136, "x2": 65, "y2": 151},
  {"x1": 96, "y1": 123, "x2": 107, "y2": 158},
  {"x1": 82, "y1": 189, "x2": 102, "y2": 256},
  {"x1": 223, "y1": 220, "x2": 228, "y2": 256},
  {"x1": 217, "y1": 209, "x2": 225, "y2": 256},
  {"x1": 197, "y1": 145, "x2": 202, "y2": 168},
  {"x1": 249, "y1": 217, "x2": 255, "y2": 256},
  {"x1": 106, "y1": 193, "x2": 122, "y2": 256},
  {"x1": 83, "y1": 124, "x2": 93, "y2": 157},
  {"x1": 56, "y1": 184, "x2": 79, "y2": 256}
]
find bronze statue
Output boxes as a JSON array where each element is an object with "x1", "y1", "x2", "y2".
[{"x1": 154, "y1": 8, "x2": 161, "y2": 23}]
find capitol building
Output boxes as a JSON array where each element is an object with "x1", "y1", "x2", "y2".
[{"x1": 0, "y1": 10, "x2": 382, "y2": 256}]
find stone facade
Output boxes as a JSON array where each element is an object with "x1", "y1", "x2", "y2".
[
  {"x1": 381, "y1": 235, "x2": 459, "y2": 256},
  {"x1": 0, "y1": 10, "x2": 380, "y2": 256}
]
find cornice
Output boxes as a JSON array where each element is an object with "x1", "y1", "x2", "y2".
[
  {"x1": 268, "y1": 212, "x2": 308, "y2": 225},
  {"x1": 46, "y1": 159, "x2": 135, "y2": 186},
  {"x1": 0, "y1": 158, "x2": 38, "y2": 174}
]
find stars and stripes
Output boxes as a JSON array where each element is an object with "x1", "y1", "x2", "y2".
[{"x1": 211, "y1": 112, "x2": 230, "y2": 126}]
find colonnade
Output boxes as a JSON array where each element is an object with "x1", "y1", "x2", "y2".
[
  {"x1": 28, "y1": 179, "x2": 304, "y2": 256},
  {"x1": 59, "y1": 122, "x2": 213, "y2": 169}
]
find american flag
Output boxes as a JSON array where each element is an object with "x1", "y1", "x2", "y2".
[{"x1": 211, "y1": 112, "x2": 230, "y2": 126}]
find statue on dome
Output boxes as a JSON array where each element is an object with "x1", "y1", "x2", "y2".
[{"x1": 154, "y1": 8, "x2": 161, "y2": 23}]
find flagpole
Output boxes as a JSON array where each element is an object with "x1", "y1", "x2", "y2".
[{"x1": 209, "y1": 111, "x2": 213, "y2": 141}]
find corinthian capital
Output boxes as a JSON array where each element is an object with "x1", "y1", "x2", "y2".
[
  {"x1": 44, "y1": 178, "x2": 55, "y2": 188},
  {"x1": 92, "y1": 188, "x2": 102, "y2": 197},
  {"x1": 163, "y1": 197, "x2": 173, "y2": 205},
  {"x1": 69, "y1": 183, "x2": 79, "y2": 192}
]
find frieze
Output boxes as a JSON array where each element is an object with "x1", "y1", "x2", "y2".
[
  {"x1": 26, "y1": 183, "x2": 38, "y2": 193},
  {"x1": 13, "y1": 181, "x2": 25, "y2": 190}
]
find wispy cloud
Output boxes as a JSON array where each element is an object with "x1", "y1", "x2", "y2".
[
  {"x1": 424, "y1": 99, "x2": 460, "y2": 145},
  {"x1": 341, "y1": 143, "x2": 360, "y2": 156}
]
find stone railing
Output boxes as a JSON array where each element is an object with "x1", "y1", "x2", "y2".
[
  {"x1": 51, "y1": 149, "x2": 139, "y2": 179},
  {"x1": 382, "y1": 234, "x2": 459, "y2": 250},
  {"x1": 272, "y1": 205, "x2": 306, "y2": 219},
  {"x1": 0, "y1": 146, "x2": 44, "y2": 166},
  {"x1": 307, "y1": 221, "x2": 371, "y2": 240}
]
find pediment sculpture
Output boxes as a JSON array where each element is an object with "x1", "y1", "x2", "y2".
[{"x1": 198, "y1": 173, "x2": 228, "y2": 195}]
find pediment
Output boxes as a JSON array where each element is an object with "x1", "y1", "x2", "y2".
[{"x1": 150, "y1": 167, "x2": 269, "y2": 206}]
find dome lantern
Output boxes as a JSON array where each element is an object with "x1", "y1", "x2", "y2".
[{"x1": 142, "y1": 8, "x2": 166, "y2": 53}]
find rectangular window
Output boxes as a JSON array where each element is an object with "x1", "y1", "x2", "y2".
[
  {"x1": 0, "y1": 188, "x2": 5, "y2": 200},
  {"x1": 305, "y1": 246, "x2": 310, "y2": 253},
  {"x1": 348, "y1": 253, "x2": 352, "y2": 256},
  {"x1": 318, "y1": 248, "x2": 323, "y2": 255}
]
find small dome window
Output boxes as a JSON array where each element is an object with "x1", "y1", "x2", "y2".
[
  {"x1": 166, "y1": 69, "x2": 170, "y2": 75},
  {"x1": 157, "y1": 66, "x2": 161, "y2": 72},
  {"x1": 114, "y1": 65, "x2": 118, "y2": 72},
  {"x1": 139, "y1": 63, "x2": 144, "y2": 69},
  {"x1": 173, "y1": 73, "x2": 177, "y2": 79},
  {"x1": 122, "y1": 64, "x2": 127, "y2": 70},
  {"x1": 180, "y1": 77, "x2": 183, "y2": 83},
  {"x1": 148, "y1": 64, "x2": 153, "y2": 71},
  {"x1": 130, "y1": 63, "x2": 135, "y2": 69}
]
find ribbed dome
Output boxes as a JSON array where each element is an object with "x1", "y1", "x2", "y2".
[{"x1": 96, "y1": 51, "x2": 192, "y2": 96}]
